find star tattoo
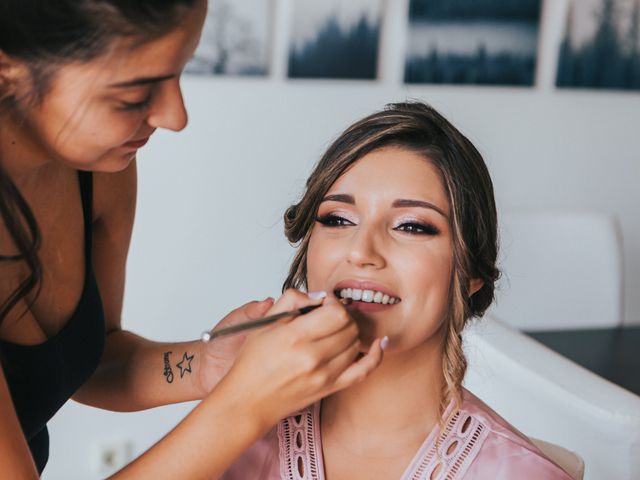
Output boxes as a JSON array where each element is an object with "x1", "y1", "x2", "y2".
[{"x1": 176, "y1": 352, "x2": 194, "y2": 378}]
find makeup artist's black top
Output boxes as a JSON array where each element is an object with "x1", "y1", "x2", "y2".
[{"x1": 0, "y1": 172, "x2": 105, "y2": 474}]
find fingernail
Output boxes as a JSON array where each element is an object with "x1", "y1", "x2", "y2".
[
  {"x1": 380, "y1": 336, "x2": 389, "y2": 351},
  {"x1": 307, "y1": 291, "x2": 327, "y2": 300},
  {"x1": 262, "y1": 297, "x2": 274, "y2": 303}
]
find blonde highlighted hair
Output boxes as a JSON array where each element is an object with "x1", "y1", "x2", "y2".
[{"x1": 282, "y1": 101, "x2": 500, "y2": 417}]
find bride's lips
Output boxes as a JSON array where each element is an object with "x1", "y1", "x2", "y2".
[{"x1": 333, "y1": 280, "x2": 401, "y2": 313}]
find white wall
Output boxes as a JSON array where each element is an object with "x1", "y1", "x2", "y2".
[{"x1": 44, "y1": 0, "x2": 640, "y2": 478}]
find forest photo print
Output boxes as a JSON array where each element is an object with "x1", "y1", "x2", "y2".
[
  {"x1": 288, "y1": 0, "x2": 383, "y2": 79},
  {"x1": 405, "y1": 0, "x2": 542, "y2": 86}
]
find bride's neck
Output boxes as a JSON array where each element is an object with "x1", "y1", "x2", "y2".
[{"x1": 321, "y1": 335, "x2": 445, "y2": 451}]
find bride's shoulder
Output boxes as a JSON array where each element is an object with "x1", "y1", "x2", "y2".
[{"x1": 454, "y1": 389, "x2": 573, "y2": 479}]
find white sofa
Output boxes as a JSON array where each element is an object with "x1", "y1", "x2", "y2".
[{"x1": 463, "y1": 317, "x2": 640, "y2": 480}]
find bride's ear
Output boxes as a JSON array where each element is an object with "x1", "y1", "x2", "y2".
[{"x1": 469, "y1": 278, "x2": 484, "y2": 296}]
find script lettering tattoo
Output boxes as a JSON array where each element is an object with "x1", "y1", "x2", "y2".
[
  {"x1": 163, "y1": 351, "x2": 174, "y2": 383},
  {"x1": 176, "y1": 352, "x2": 195, "y2": 378}
]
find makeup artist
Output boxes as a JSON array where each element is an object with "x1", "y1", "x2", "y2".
[{"x1": 0, "y1": 1, "x2": 385, "y2": 478}]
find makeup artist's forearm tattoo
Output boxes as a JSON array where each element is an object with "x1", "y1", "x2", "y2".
[
  {"x1": 162, "y1": 351, "x2": 195, "y2": 384},
  {"x1": 176, "y1": 352, "x2": 195, "y2": 378},
  {"x1": 163, "y1": 351, "x2": 174, "y2": 383}
]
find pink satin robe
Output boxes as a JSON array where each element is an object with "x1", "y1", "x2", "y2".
[{"x1": 221, "y1": 388, "x2": 572, "y2": 479}]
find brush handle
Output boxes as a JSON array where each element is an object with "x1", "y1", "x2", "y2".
[
  {"x1": 200, "y1": 304, "x2": 321, "y2": 342},
  {"x1": 200, "y1": 298, "x2": 351, "y2": 342}
]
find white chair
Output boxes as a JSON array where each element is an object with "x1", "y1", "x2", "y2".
[
  {"x1": 489, "y1": 212, "x2": 623, "y2": 330},
  {"x1": 463, "y1": 317, "x2": 640, "y2": 480}
]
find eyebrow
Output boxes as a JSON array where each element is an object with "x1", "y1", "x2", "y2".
[
  {"x1": 392, "y1": 199, "x2": 448, "y2": 218},
  {"x1": 321, "y1": 194, "x2": 448, "y2": 218},
  {"x1": 322, "y1": 194, "x2": 354, "y2": 204},
  {"x1": 109, "y1": 73, "x2": 177, "y2": 88}
]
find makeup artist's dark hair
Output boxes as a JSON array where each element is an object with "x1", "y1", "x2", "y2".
[
  {"x1": 0, "y1": 166, "x2": 41, "y2": 323},
  {"x1": 283, "y1": 101, "x2": 500, "y2": 416},
  {"x1": 0, "y1": 0, "x2": 197, "y2": 324}
]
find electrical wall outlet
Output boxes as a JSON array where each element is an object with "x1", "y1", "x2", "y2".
[{"x1": 92, "y1": 438, "x2": 134, "y2": 476}]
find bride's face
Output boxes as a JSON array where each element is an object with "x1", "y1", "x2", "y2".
[{"x1": 306, "y1": 146, "x2": 454, "y2": 352}]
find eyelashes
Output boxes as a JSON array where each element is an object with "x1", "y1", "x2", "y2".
[
  {"x1": 315, "y1": 214, "x2": 440, "y2": 236},
  {"x1": 315, "y1": 214, "x2": 354, "y2": 227},
  {"x1": 393, "y1": 222, "x2": 440, "y2": 235},
  {"x1": 119, "y1": 95, "x2": 152, "y2": 111},
  {"x1": 117, "y1": 88, "x2": 154, "y2": 111}
]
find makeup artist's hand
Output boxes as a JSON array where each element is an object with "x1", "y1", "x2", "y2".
[
  {"x1": 195, "y1": 298, "x2": 274, "y2": 395},
  {"x1": 217, "y1": 289, "x2": 385, "y2": 429}
]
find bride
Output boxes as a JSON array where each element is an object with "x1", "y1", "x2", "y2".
[{"x1": 221, "y1": 102, "x2": 572, "y2": 479}]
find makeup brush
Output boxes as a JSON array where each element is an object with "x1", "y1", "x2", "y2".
[{"x1": 201, "y1": 297, "x2": 351, "y2": 342}]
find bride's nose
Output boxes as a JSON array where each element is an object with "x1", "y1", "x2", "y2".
[{"x1": 346, "y1": 226, "x2": 386, "y2": 269}]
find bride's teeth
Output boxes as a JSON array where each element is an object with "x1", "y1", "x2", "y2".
[{"x1": 335, "y1": 287, "x2": 400, "y2": 304}]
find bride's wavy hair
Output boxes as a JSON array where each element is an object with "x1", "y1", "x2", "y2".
[
  {"x1": 0, "y1": 0, "x2": 197, "y2": 324},
  {"x1": 282, "y1": 102, "x2": 500, "y2": 415}
]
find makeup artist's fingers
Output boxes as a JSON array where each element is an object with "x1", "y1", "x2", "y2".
[
  {"x1": 263, "y1": 289, "x2": 326, "y2": 322},
  {"x1": 288, "y1": 295, "x2": 354, "y2": 340},
  {"x1": 259, "y1": 318, "x2": 357, "y2": 383},
  {"x1": 286, "y1": 325, "x2": 360, "y2": 385},
  {"x1": 330, "y1": 338, "x2": 385, "y2": 393},
  {"x1": 315, "y1": 336, "x2": 362, "y2": 384},
  {"x1": 304, "y1": 320, "x2": 360, "y2": 363}
]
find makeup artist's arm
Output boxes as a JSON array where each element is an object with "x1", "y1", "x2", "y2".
[
  {"x1": 73, "y1": 162, "x2": 255, "y2": 411},
  {"x1": 111, "y1": 292, "x2": 385, "y2": 479}
]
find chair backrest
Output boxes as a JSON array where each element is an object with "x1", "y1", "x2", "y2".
[
  {"x1": 463, "y1": 317, "x2": 640, "y2": 480},
  {"x1": 488, "y1": 212, "x2": 623, "y2": 330},
  {"x1": 530, "y1": 437, "x2": 585, "y2": 480}
]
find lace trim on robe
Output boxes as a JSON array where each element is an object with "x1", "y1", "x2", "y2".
[
  {"x1": 277, "y1": 404, "x2": 490, "y2": 480},
  {"x1": 278, "y1": 407, "x2": 321, "y2": 480},
  {"x1": 404, "y1": 410, "x2": 490, "y2": 479}
]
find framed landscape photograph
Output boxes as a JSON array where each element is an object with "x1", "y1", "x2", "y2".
[
  {"x1": 288, "y1": 0, "x2": 384, "y2": 80},
  {"x1": 186, "y1": 0, "x2": 272, "y2": 76},
  {"x1": 404, "y1": 0, "x2": 542, "y2": 86},
  {"x1": 556, "y1": 0, "x2": 640, "y2": 91}
]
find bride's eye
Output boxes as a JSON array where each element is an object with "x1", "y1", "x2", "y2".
[
  {"x1": 315, "y1": 214, "x2": 354, "y2": 227},
  {"x1": 394, "y1": 222, "x2": 440, "y2": 236}
]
